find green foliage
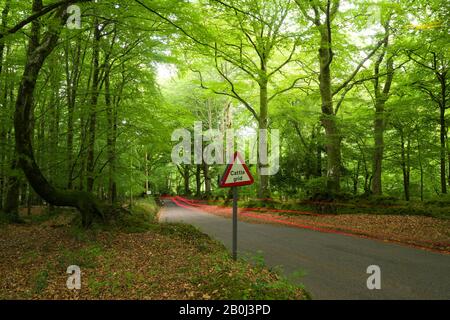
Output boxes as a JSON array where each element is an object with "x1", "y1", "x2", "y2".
[
  {"x1": 304, "y1": 177, "x2": 329, "y2": 198},
  {"x1": 32, "y1": 270, "x2": 49, "y2": 294},
  {"x1": 24, "y1": 212, "x2": 55, "y2": 224},
  {"x1": 0, "y1": 212, "x2": 9, "y2": 226},
  {"x1": 189, "y1": 252, "x2": 307, "y2": 300},
  {"x1": 0, "y1": 0, "x2": 449, "y2": 220},
  {"x1": 239, "y1": 195, "x2": 450, "y2": 219},
  {"x1": 152, "y1": 222, "x2": 220, "y2": 253},
  {"x1": 117, "y1": 199, "x2": 159, "y2": 233},
  {"x1": 58, "y1": 245, "x2": 104, "y2": 269}
]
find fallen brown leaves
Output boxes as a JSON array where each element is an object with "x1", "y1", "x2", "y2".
[
  {"x1": 0, "y1": 211, "x2": 306, "y2": 300},
  {"x1": 192, "y1": 204, "x2": 450, "y2": 253}
]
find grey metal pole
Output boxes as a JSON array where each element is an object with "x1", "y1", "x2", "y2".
[{"x1": 232, "y1": 186, "x2": 238, "y2": 261}]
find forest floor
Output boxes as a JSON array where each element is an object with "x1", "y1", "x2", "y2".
[
  {"x1": 0, "y1": 200, "x2": 307, "y2": 300},
  {"x1": 172, "y1": 197, "x2": 450, "y2": 253}
]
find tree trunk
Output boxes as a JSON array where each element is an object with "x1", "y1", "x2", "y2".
[
  {"x1": 372, "y1": 59, "x2": 393, "y2": 196},
  {"x1": 47, "y1": 54, "x2": 61, "y2": 186},
  {"x1": 353, "y1": 160, "x2": 360, "y2": 195},
  {"x1": 258, "y1": 76, "x2": 270, "y2": 198},
  {"x1": 144, "y1": 153, "x2": 149, "y2": 197},
  {"x1": 183, "y1": 167, "x2": 191, "y2": 195},
  {"x1": 86, "y1": 18, "x2": 101, "y2": 193},
  {"x1": 318, "y1": 26, "x2": 341, "y2": 194},
  {"x1": 0, "y1": 0, "x2": 10, "y2": 75},
  {"x1": 195, "y1": 164, "x2": 201, "y2": 197},
  {"x1": 0, "y1": 2, "x2": 8, "y2": 209},
  {"x1": 372, "y1": 104, "x2": 385, "y2": 195},
  {"x1": 105, "y1": 65, "x2": 117, "y2": 203},
  {"x1": 417, "y1": 132, "x2": 424, "y2": 201},
  {"x1": 400, "y1": 129, "x2": 410, "y2": 201},
  {"x1": 203, "y1": 162, "x2": 211, "y2": 198},
  {"x1": 371, "y1": 19, "x2": 393, "y2": 196},
  {"x1": 437, "y1": 72, "x2": 447, "y2": 194},
  {"x1": 77, "y1": 51, "x2": 95, "y2": 192},
  {"x1": 64, "y1": 34, "x2": 82, "y2": 190},
  {"x1": 3, "y1": 0, "x2": 25, "y2": 222},
  {"x1": 315, "y1": 127, "x2": 322, "y2": 177},
  {"x1": 439, "y1": 103, "x2": 446, "y2": 194},
  {"x1": 27, "y1": 184, "x2": 32, "y2": 216}
]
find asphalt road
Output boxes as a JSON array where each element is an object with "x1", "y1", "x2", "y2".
[{"x1": 159, "y1": 199, "x2": 450, "y2": 300}]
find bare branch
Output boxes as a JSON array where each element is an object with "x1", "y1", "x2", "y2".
[
  {"x1": 332, "y1": 38, "x2": 386, "y2": 97},
  {"x1": 268, "y1": 38, "x2": 299, "y2": 78},
  {"x1": 334, "y1": 60, "x2": 409, "y2": 114},
  {"x1": 193, "y1": 68, "x2": 260, "y2": 122},
  {"x1": 268, "y1": 75, "x2": 310, "y2": 102},
  {"x1": 294, "y1": 0, "x2": 320, "y2": 25},
  {"x1": 211, "y1": 0, "x2": 270, "y2": 26},
  {"x1": 408, "y1": 51, "x2": 437, "y2": 72}
]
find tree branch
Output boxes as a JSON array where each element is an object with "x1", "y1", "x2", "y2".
[
  {"x1": 193, "y1": 68, "x2": 260, "y2": 122},
  {"x1": 268, "y1": 75, "x2": 310, "y2": 102},
  {"x1": 332, "y1": 38, "x2": 386, "y2": 96},
  {"x1": 0, "y1": 0, "x2": 92, "y2": 40}
]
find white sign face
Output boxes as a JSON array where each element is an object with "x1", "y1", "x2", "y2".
[
  {"x1": 220, "y1": 152, "x2": 254, "y2": 188},
  {"x1": 224, "y1": 160, "x2": 252, "y2": 184}
]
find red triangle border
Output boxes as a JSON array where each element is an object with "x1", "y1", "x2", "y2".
[{"x1": 219, "y1": 151, "x2": 255, "y2": 188}]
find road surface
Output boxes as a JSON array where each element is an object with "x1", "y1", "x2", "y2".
[{"x1": 159, "y1": 199, "x2": 450, "y2": 299}]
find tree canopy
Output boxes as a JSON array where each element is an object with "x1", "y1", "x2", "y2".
[{"x1": 0, "y1": 0, "x2": 449, "y2": 224}]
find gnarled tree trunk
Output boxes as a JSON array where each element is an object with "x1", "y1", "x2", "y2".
[{"x1": 14, "y1": 3, "x2": 102, "y2": 227}]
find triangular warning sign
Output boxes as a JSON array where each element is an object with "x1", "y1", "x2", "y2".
[{"x1": 220, "y1": 152, "x2": 254, "y2": 188}]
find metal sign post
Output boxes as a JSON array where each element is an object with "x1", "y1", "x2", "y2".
[
  {"x1": 219, "y1": 152, "x2": 254, "y2": 261},
  {"x1": 232, "y1": 186, "x2": 238, "y2": 261}
]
